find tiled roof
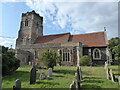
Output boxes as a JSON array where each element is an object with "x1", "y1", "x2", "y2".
[
  {"x1": 34, "y1": 33, "x2": 70, "y2": 44},
  {"x1": 34, "y1": 32, "x2": 108, "y2": 47},
  {"x1": 71, "y1": 32, "x2": 108, "y2": 47}
]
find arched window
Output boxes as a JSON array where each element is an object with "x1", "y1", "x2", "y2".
[
  {"x1": 93, "y1": 48, "x2": 101, "y2": 59},
  {"x1": 58, "y1": 49, "x2": 71, "y2": 62},
  {"x1": 25, "y1": 19, "x2": 28, "y2": 26}
]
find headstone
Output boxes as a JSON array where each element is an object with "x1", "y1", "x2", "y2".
[
  {"x1": 106, "y1": 68, "x2": 110, "y2": 80},
  {"x1": 15, "y1": 79, "x2": 21, "y2": 88},
  {"x1": 77, "y1": 67, "x2": 80, "y2": 83},
  {"x1": 118, "y1": 76, "x2": 120, "y2": 86},
  {"x1": 75, "y1": 71, "x2": 80, "y2": 89},
  {"x1": 104, "y1": 61, "x2": 108, "y2": 71},
  {"x1": 13, "y1": 79, "x2": 21, "y2": 90},
  {"x1": 29, "y1": 62, "x2": 31, "y2": 65},
  {"x1": 39, "y1": 73, "x2": 46, "y2": 80},
  {"x1": 47, "y1": 68, "x2": 52, "y2": 77},
  {"x1": 30, "y1": 66, "x2": 38, "y2": 84},
  {"x1": 79, "y1": 66, "x2": 82, "y2": 81},
  {"x1": 109, "y1": 69, "x2": 115, "y2": 82},
  {"x1": 70, "y1": 80, "x2": 76, "y2": 90}
]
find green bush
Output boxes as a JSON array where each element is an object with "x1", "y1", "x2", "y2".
[
  {"x1": 79, "y1": 55, "x2": 92, "y2": 66},
  {"x1": 39, "y1": 49, "x2": 61, "y2": 69},
  {"x1": 1, "y1": 46, "x2": 20, "y2": 75}
]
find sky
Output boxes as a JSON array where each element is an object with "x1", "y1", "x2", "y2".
[{"x1": 0, "y1": 0, "x2": 119, "y2": 48}]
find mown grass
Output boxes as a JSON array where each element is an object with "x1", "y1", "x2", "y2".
[
  {"x1": 2, "y1": 65, "x2": 119, "y2": 89},
  {"x1": 2, "y1": 65, "x2": 76, "y2": 88},
  {"x1": 81, "y1": 65, "x2": 119, "y2": 89}
]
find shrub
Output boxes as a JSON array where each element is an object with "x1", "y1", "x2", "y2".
[
  {"x1": 79, "y1": 55, "x2": 92, "y2": 66},
  {"x1": 1, "y1": 46, "x2": 20, "y2": 75},
  {"x1": 39, "y1": 49, "x2": 61, "y2": 69}
]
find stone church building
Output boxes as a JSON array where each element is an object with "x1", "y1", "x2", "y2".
[{"x1": 15, "y1": 10, "x2": 111, "y2": 66}]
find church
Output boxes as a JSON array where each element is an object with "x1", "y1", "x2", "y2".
[{"x1": 15, "y1": 10, "x2": 112, "y2": 66}]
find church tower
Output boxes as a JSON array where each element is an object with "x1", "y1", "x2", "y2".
[{"x1": 16, "y1": 10, "x2": 43, "y2": 48}]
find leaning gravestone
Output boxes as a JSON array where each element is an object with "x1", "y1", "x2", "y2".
[
  {"x1": 13, "y1": 79, "x2": 21, "y2": 90},
  {"x1": 77, "y1": 67, "x2": 80, "y2": 83},
  {"x1": 106, "y1": 68, "x2": 110, "y2": 80},
  {"x1": 75, "y1": 72, "x2": 80, "y2": 89},
  {"x1": 47, "y1": 68, "x2": 52, "y2": 77},
  {"x1": 79, "y1": 66, "x2": 82, "y2": 81},
  {"x1": 109, "y1": 69, "x2": 115, "y2": 82},
  {"x1": 118, "y1": 76, "x2": 120, "y2": 86},
  {"x1": 30, "y1": 66, "x2": 38, "y2": 84}
]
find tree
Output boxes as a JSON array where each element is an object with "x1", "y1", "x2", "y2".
[
  {"x1": 39, "y1": 49, "x2": 61, "y2": 69},
  {"x1": 1, "y1": 46, "x2": 20, "y2": 75},
  {"x1": 79, "y1": 55, "x2": 92, "y2": 66},
  {"x1": 108, "y1": 37, "x2": 120, "y2": 60}
]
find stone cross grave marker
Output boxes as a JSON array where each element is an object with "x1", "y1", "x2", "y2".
[
  {"x1": 30, "y1": 66, "x2": 38, "y2": 84},
  {"x1": 109, "y1": 69, "x2": 115, "y2": 82},
  {"x1": 47, "y1": 68, "x2": 52, "y2": 77},
  {"x1": 118, "y1": 76, "x2": 120, "y2": 86}
]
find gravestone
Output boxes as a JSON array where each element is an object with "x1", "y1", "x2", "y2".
[
  {"x1": 47, "y1": 68, "x2": 52, "y2": 77},
  {"x1": 70, "y1": 83, "x2": 74, "y2": 90},
  {"x1": 77, "y1": 67, "x2": 80, "y2": 83},
  {"x1": 30, "y1": 66, "x2": 38, "y2": 84},
  {"x1": 29, "y1": 61, "x2": 31, "y2": 65},
  {"x1": 118, "y1": 76, "x2": 120, "y2": 86},
  {"x1": 106, "y1": 68, "x2": 110, "y2": 80},
  {"x1": 75, "y1": 72, "x2": 80, "y2": 89},
  {"x1": 109, "y1": 69, "x2": 115, "y2": 82},
  {"x1": 39, "y1": 73, "x2": 46, "y2": 80},
  {"x1": 13, "y1": 79, "x2": 21, "y2": 90},
  {"x1": 104, "y1": 61, "x2": 108, "y2": 71},
  {"x1": 79, "y1": 66, "x2": 82, "y2": 81}
]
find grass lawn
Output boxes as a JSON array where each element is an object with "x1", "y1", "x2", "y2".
[
  {"x1": 81, "y1": 65, "x2": 119, "y2": 89},
  {"x1": 2, "y1": 65, "x2": 119, "y2": 89},
  {"x1": 2, "y1": 65, "x2": 76, "y2": 88}
]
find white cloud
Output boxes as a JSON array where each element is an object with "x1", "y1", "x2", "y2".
[
  {"x1": 0, "y1": 37, "x2": 16, "y2": 48},
  {"x1": 25, "y1": 1, "x2": 118, "y2": 39}
]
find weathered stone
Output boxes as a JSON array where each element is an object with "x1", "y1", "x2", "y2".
[
  {"x1": 109, "y1": 69, "x2": 115, "y2": 82},
  {"x1": 47, "y1": 68, "x2": 52, "y2": 77},
  {"x1": 15, "y1": 79, "x2": 21, "y2": 88},
  {"x1": 30, "y1": 66, "x2": 38, "y2": 84},
  {"x1": 75, "y1": 71, "x2": 80, "y2": 89},
  {"x1": 13, "y1": 79, "x2": 21, "y2": 90},
  {"x1": 104, "y1": 61, "x2": 108, "y2": 71},
  {"x1": 70, "y1": 80, "x2": 76, "y2": 90},
  {"x1": 118, "y1": 76, "x2": 120, "y2": 85},
  {"x1": 106, "y1": 68, "x2": 110, "y2": 80},
  {"x1": 79, "y1": 66, "x2": 82, "y2": 81},
  {"x1": 39, "y1": 73, "x2": 46, "y2": 80}
]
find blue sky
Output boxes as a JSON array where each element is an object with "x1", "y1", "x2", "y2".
[{"x1": 0, "y1": 0, "x2": 118, "y2": 48}]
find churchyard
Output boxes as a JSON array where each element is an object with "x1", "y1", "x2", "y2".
[{"x1": 2, "y1": 65, "x2": 119, "y2": 89}]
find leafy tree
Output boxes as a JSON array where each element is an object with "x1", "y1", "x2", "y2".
[
  {"x1": 1, "y1": 46, "x2": 20, "y2": 75},
  {"x1": 79, "y1": 55, "x2": 92, "y2": 66},
  {"x1": 108, "y1": 37, "x2": 120, "y2": 60},
  {"x1": 39, "y1": 49, "x2": 61, "y2": 69}
]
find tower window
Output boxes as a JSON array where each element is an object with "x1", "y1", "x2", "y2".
[
  {"x1": 93, "y1": 48, "x2": 101, "y2": 59},
  {"x1": 25, "y1": 19, "x2": 28, "y2": 26}
]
